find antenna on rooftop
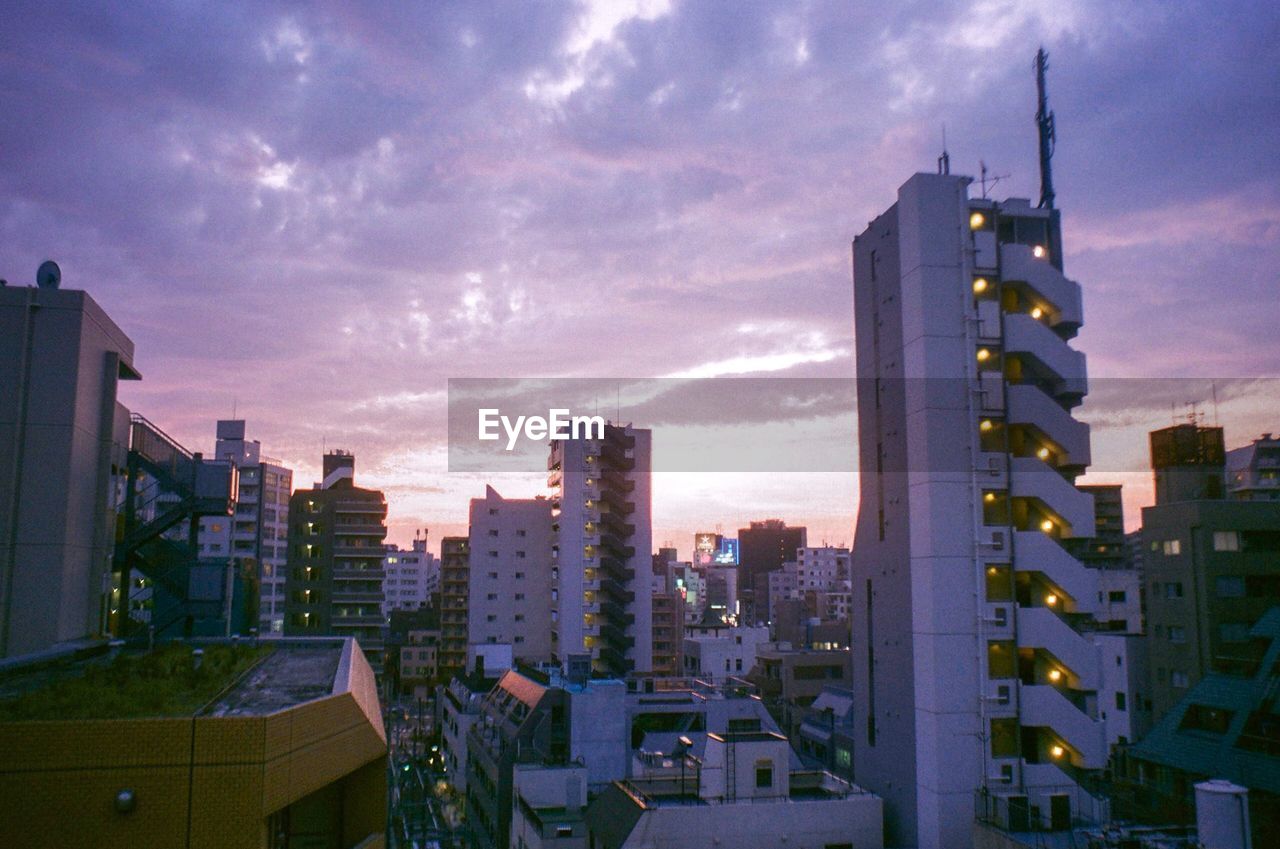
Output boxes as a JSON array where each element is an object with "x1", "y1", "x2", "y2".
[
  {"x1": 978, "y1": 160, "x2": 1010, "y2": 199},
  {"x1": 1035, "y1": 47, "x2": 1056, "y2": 210},
  {"x1": 937, "y1": 124, "x2": 950, "y2": 175}
]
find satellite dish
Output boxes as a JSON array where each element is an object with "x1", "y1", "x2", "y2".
[{"x1": 36, "y1": 260, "x2": 61, "y2": 289}]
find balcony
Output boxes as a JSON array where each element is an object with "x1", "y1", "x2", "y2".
[
  {"x1": 1020, "y1": 685, "x2": 1107, "y2": 768},
  {"x1": 1010, "y1": 457, "x2": 1095, "y2": 536},
  {"x1": 1006, "y1": 384, "x2": 1091, "y2": 470},
  {"x1": 1013, "y1": 531, "x2": 1098, "y2": 613},
  {"x1": 332, "y1": 590, "x2": 384, "y2": 605},
  {"x1": 602, "y1": 467, "x2": 635, "y2": 493},
  {"x1": 1004, "y1": 314, "x2": 1087, "y2": 399},
  {"x1": 1016, "y1": 607, "x2": 1100, "y2": 691},
  {"x1": 601, "y1": 533, "x2": 635, "y2": 559},
  {"x1": 600, "y1": 556, "x2": 635, "y2": 583},
  {"x1": 600, "y1": 578, "x2": 635, "y2": 604},
  {"x1": 1000, "y1": 243, "x2": 1083, "y2": 333}
]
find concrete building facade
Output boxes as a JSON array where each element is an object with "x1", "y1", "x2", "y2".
[
  {"x1": 283, "y1": 451, "x2": 388, "y2": 674},
  {"x1": 0, "y1": 283, "x2": 140, "y2": 658},
  {"x1": 198, "y1": 419, "x2": 293, "y2": 634},
  {"x1": 382, "y1": 535, "x2": 437, "y2": 614},
  {"x1": 549, "y1": 424, "x2": 653, "y2": 677},
  {"x1": 851, "y1": 173, "x2": 1132, "y2": 846},
  {"x1": 467, "y1": 486, "x2": 555, "y2": 664}
]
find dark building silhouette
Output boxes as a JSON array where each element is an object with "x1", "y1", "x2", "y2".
[{"x1": 284, "y1": 450, "x2": 388, "y2": 673}]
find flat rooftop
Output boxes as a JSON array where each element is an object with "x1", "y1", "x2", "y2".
[{"x1": 0, "y1": 638, "x2": 344, "y2": 721}]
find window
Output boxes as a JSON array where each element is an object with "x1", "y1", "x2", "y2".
[
  {"x1": 1162, "y1": 539, "x2": 1182, "y2": 556},
  {"x1": 1213, "y1": 531, "x2": 1240, "y2": 551},
  {"x1": 517, "y1": 529, "x2": 527, "y2": 537},
  {"x1": 990, "y1": 718, "x2": 1019, "y2": 757},
  {"x1": 1108, "y1": 591, "x2": 1127, "y2": 604},
  {"x1": 1216, "y1": 576, "x2": 1245, "y2": 597},
  {"x1": 515, "y1": 593, "x2": 525, "y2": 601},
  {"x1": 1115, "y1": 692, "x2": 1127, "y2": 712},
  {"x1": 489, "y1": 551, "x2": 498, "y2": 558},
  {"x1": 517, "y1": 551, "x2": 526, "y2": 558},
  {"x1": 755, "y1": 761, "x2": 774, "y2": 789},
  {"x1": 486, "y1": 614, "x2": 496, "y2": 622},
  {"x1": 486, "y1": 593, "x2": 497, "y2": 601},
  {"x1": 515, "y1": 572, "x2": 525, "y2": 579},
  {"x1": 488, "y1": 529, "x2": 499, "y2": 537},
  {"x1": 1164, "y1": 582, "x2": 1184, "y2": 599},
  {"x1": 1169, "y1": 626, "x2": 1187, "y2": 643},
  {"x1": 985, "y1": 565, "x2": 1013, "y2": 602},
  {"x1": 1171, "y1": 671, "x2": 1190, "y2": 688}
]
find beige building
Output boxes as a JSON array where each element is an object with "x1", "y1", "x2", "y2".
[{"x1": 467, "y1": 485, "x2": 555, "y2": 664}]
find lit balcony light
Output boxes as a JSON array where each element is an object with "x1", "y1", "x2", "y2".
[
  {"x1": 980, "y1": 419, "x2": 995, "y2": 432},
  {"x1": 1050, "y1": 745, "x2": 1065, "y2": 759},
  {"x1": 976, "y1": 348, "x2": 992, "y2": 363},
  {"x1": 987, "y1": 566, "x2": 999, "y2": 576},
  {"x1": 1044, "y1": 593, "x2": 1059, "y2": 607},
  {"x1": 1032, "y1": 245, "x2": 1047, "y2": 259},
  {"x1": 983, "y1": 493, "x2": 997, "y2": 503},
  {"x1": 970, "y1": 211, "x2": 986, "y2": 230},
  {"x1": 1030, "y1": 307, "x2": 1044, "y2": 319},
  {"x1": 973, "y1": 277, "x2": 989, "y2": 294},
  {"x1": 1036, "y1": 447, "x2": 1051, "y2": 460},
  {"x1": 1040, "y1": 519, "x2": 1055, "y2": 533},
  {"x1": 1048, "y1": 668, "x2": 1062, "y2": 683}
]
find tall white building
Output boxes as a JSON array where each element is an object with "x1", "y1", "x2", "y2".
[
  {"x1": 467, "y1": 486, "x2": 555, "y2": 664},
  {"x1": 198, "y1": 420, "x2": 292, "y2": 633},
  {"x1": 382, "y1": 534, "x2": 437, "y2": 613},
  {"x1": 851, "y1": 172, "x2": 1134, "y2": 847},
  {"x1": 795, "y1": 546, "x2": 851, "y2": 591},
  {"x1": 549, "y1": 424, "x2": 653, "y2": 677}
]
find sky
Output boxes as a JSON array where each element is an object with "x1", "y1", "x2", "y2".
[{"x1": 2, "y1": 1, "x2": 1278, "y2": 558}]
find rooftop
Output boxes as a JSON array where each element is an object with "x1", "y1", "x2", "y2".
[{"x1": 0, "y1": 638, "x2": 345, "y2": 721}]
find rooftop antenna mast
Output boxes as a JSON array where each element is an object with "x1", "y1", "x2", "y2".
[
  {"x1": 978, "y1": 160, "x2": 1010, "y2": 199},
  {"x1": 1035, "y1": 47, "x2": 1056, "y2": 210},
  {"x1": 937, "y1": 124, "x2": 950, "y2": 175}
]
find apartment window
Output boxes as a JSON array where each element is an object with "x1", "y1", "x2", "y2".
[
  {"x1": 517, "y1": 551, "x2": 526, "y2": 558},
  {"x1": 489, "y1": 551, "x2": 498, "y2": 558},
  {"x1": 515, "y1": 572, "x2": 525, "y2": 579},
  {"x1": 486, "y1": 614, "x2": 496, "y2": 622},
  {"x1": 1213, "y1": 531, "x2": 1240, "y2": 552},
  {"x1": 1108, "y1": 591, "x2": 1127, "y2": 604},
  {"x1": 488, "y1": 529, "x2": 499, "y2": 537},
  {"x1": 489, "y1": 508, "x2": 498, "y2": 515},
  {"x1": 987, "y1": 640, "x2": 1016, "y2": 678},
  {"x1": 990, "y1": 718, "x2": 1019, "y2": 757},
  {"x1": 1171, "y1": 671, "x2": 1190, "y2": 688},
  {"x1": 755, "y1": 761, "x2": 774, "y2": 789},
  {"x1": 486, "y1": 593, "x2": 497, "y2": 601},
  {"x1": 514, "y1": 614, "x2": 525, "y2": 622},
  {"x1": 1161, "y1": 539, "x2": 1182, "y2": 556},
  {"x1": 515, "y1": 593, "x2": 525, "y2": 601},
  {"x1": 517, "y1": 529, "x2": 527, "y2": 537},
  {"x1": 1164, "y1": 582, "x2": 1184, "y2": 599},
  {"x1": 985, "y1": 565, "x2": 1013, "y2": 602},
  {"x1": 1169, "y1": 626, "x2": 1187, "y2": 643},
  {"x1": 488, "y1": 571, "x2": 499, "y2": 579}
]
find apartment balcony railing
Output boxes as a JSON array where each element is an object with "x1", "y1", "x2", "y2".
[
  {"x1": 1004, "y1": 314, "x2": 1087, "y2": 399},
  {"x1": 1020, "y1": 685, "x2": 1107, "y2": 768},
  {"x1": 1006, "y1": 383, "x2": 1092, "y2": 470},
  {"x1": 1000, "y1": 243, "x2": 1084, "y2": 333},
  {"x1": 1016, "y1": 607, "x2": 1101, "y2": 691},
  {"x1": 1010, "y1": 456, "x2": 1095, "y2": 536}
]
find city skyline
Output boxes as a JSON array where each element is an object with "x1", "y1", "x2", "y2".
[{"x1": 3, "y1": 1, "x2": 1277, "y2": 552}]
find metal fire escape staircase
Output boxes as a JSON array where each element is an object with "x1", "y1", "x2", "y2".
[{"x1": 112, "y1": 415, "x2": 237, "y2": 638}]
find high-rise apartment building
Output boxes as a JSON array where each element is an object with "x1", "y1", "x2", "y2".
[
  {"x1": 851, "y1": 172, "x2": 1136, "y2": 846},
  {"x1": 383, "y1": 534, "x2": 437, "y2": 614},
  {"x1": 439, "y1": 535, "x2": 470, "y2": 678},
  {"x1": 283, "y1": 451, "x2": 388, "y2": 672},
  {"x1": 198, "y1": 419, "x2": 293, "y2": 633},
  {"x1": 1, "y1": 281, "x2": 140, "y2": 658},
  {"x1": 466, "y1": 486, "x2": 554, "y2": 664},
  {"x1": 1141, "y1": 423, "x2": 1280, "y2": 723},
  {"x1": 737, "y1": 519, "x2": 806, "y2": 625},
  {"x1": 549, "y1": 423, "x2": 653, "y2": 676}
]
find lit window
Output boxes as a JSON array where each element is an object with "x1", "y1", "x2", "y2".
[{"x1": 1213, "y1": 531, "x2": 1240, "y2": 552}]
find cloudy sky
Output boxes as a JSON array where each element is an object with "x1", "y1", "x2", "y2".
[{"x1": 3, "y1": 1, "x2": 1277, "y2": 556}]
